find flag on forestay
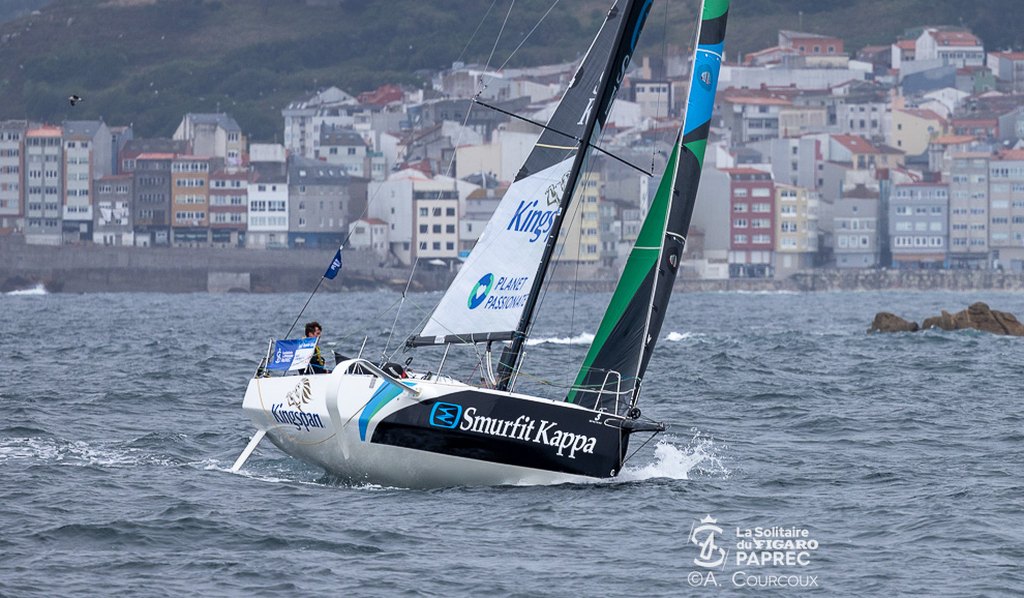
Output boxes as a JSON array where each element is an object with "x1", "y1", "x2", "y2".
[{"x1": 324, "y1": 248, "x2": 343, "y2": 280}]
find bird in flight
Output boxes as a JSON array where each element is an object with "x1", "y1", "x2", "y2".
[{"x1": 68, "y1": 95, "x2": 82, "y2": 106}]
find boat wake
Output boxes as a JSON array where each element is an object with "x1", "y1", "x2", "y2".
[
  {"x1": 0, "y1": 435, "x2": 177, "y2": 468},
  {"x1": 4, "y1": 284, "x2": 47, "y2": 296},
  {"x1": 525, "y1": 332, "x2": 595, "y2": 346}
]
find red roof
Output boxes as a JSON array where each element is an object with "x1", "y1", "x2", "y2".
[
  {"x1": 27, "y1": 126, "x2": 62, "y2": 137},
  {"x1": 832, "y1": 134, "x2": 880, "y2": 153},
  {"x1": 931, "y1": 30, "x2": 981, "y2": 47},
  {"x1": 721, "y1": 167, "x2": 771, "y2": 177},
  {"x1": 898, "y1": 108, "x2": 946, "y2": 122},
  {"x1": 995, "y1": 149, "x2": 1024, "y2": 161}
]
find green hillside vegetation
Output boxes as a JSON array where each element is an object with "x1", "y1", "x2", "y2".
[{"x1": 1, "y1": 0, "x2": 1022, "y2": 142}]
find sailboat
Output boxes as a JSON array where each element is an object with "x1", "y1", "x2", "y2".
[{"x1": 235, "y1": 0, "x2": 729, "y2": 487}]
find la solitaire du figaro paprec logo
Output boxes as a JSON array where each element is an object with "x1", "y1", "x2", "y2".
[{"x1": 685, "y1": 514, "x2": 821, "y2": 590}]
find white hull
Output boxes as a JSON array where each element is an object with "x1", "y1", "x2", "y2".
[{"x1": 241, "y1": 359, "x2": 634, "y2": 487}]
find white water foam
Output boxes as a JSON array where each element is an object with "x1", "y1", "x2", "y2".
[
  {"x1": 0, "y1": 436, "x2": 175, "y2": 468},
  {"x1": 4, "y1": 283, "x2": 47, "y2": 296},
  {"x1": 664, "y1": 331, "x2": 706, "y2": 342},
  {"x1": 526, "y1": 332, "x2": 595, "y2": 346},
  {"x1": 617, "y1": 431, "x2": 729, "y2": 482}
]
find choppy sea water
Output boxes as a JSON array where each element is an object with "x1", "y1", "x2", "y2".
[{"x1": 1, "y1": 288, "x2": 1022, "y2": 596}]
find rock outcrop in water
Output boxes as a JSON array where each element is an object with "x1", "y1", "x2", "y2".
[
  {"x1": 869, "y1": 312, "x2": 920, "y2": 333},
  {"x1": 869, "y1": 302, "x2": 1024, "y2": 336}
]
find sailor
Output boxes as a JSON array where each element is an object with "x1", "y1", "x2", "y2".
[{"x1": 304, "y1": 321, "x2": 328, "y2": 374}]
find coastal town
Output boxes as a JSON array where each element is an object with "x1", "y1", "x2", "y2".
[{"x1": 2, "y1": 24, "x2": 1024, "y2": 283}]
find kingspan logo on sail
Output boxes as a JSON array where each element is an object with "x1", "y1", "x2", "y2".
[
  {"x1": 507, "y1": 199, "x2": 559, "y2": 243},
  {"x1": 432, "y1": 404, "x2": 597, "y2": 459}
]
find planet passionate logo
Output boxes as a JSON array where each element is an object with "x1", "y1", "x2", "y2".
[{"x1": 468, "y1": 273, "x2": 494, "y2": 309}]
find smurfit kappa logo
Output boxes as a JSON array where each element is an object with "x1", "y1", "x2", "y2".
[
  {"x1": 467, "y1": 273, "x2": 494, "y2": 310},
  {"x1": 429, "y1": 402, "x2": 463, "y2": 429}
]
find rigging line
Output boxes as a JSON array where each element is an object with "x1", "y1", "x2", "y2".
[
  {"x1": 650, "y1": 0, "x2": 671, "y2": 173},
  {"x1": 382, "y1": 257, "x2": 420, "y2": 363},
  {"x1": 472, "y1": 98, "x2": 654, "y2": 177},
  {"x1": 496, "y1": 0, "x2": 561, "y2": 71},
  {"x1": 484, "y1": 0, "x2": 516, "y2": 72},
  {"x1": 622, "y1": 429, "x2": 662, "y2": 465},
  {"x1": 455, "y1": 0, "x2": 500, "y2": 66}
]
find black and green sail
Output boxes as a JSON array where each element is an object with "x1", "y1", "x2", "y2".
[{"x1": 567, "y1": 0, "x2": 729, "y2": 412}]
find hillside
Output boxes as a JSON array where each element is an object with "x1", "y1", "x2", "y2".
[{"x1": 1, "y1": 0, "x2": 1022, "y2": 141}]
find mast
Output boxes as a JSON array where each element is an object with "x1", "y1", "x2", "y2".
[
  {"x1": 495, "y1": 0, "x2": 654, "y2": 391},
  {"x1": 566, "y1": 0, "x2": 730, "y2": 411}
]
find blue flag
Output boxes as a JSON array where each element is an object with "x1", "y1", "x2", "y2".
[
  {"x1": 324, "y1": 249, "x2": 343, "y2": 280},
  {"x1": 267, "y1": 337, "x2": 319, "y2": 372}
]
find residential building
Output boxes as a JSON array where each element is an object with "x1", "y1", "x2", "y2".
[
  {"x1": 132, "y1": 153, "x2": 174, "y2": 247},
  {"x1": 316, "y1": 126, "x2": 369, "y2": 178},
  {"x1": 282, "y1": 87, "x2": 357, "y2": 159},
  {"x1": 891, "y1": 108, "x2": 946, "y2": 156},
  {"x1": 557, "y1": 172, "x2": 602, "y2": 265},
  {"x1": 94, "y1": 175, "x2": 133, "y2": 246},
  {"x1": 109, "y1": 125, "x2": 133, "y2": 175},
  {"x1": 718, "y1": 91, "x2": 790, "y2": 143},
  {"x1": 368, "y1": 169, "x2": 478, "y2": 265},
  {"x1": 773, "y1": 184, "x2": 819, "y2": 277},
  {"x1": 779, "y1": 30, "x2": 845, "y2": 57},
  {"x1": 889, "y1": 182, "x2": 949, "y2": 268},
  {"x1": 915, "y1": 28, "x2": 984, "y2": 69},
  {"x1": 988, "y1": 150, "x2": 1024, "y2": 272},
  {"x1": 170, "y1": 156, "x2": 212, "y2": 246},
  {"x1": 288, "y1": 156, "x2": 366, "y2": 249},
  {"x1": 173, "y1": 113, "x2": 245, "y2": 166},
  {"x1": 837, "y1": 100, "x2": 890, "y2": 140},
  {"x1": 948, "y1": 152, "x2": 990, "y2": 268},
  {"x1": 724, "y1": 168, "x2": 775, "y2": 278},
  {"x1": 246, "y1": 164, "x2": 289, "y2": 249},
  {"x1": 987, "y1": 51, "x2": 1024, "y2": 93},
  {"x1": 23, "y1": 126, "x2": 63, "y2": 245},
  {"x1": 208, "y1": 168, "x2": 248, "y2": 247},
  {"x1": 828, "y1": 134, "x2": 905, "y2": 172},
  {"x1": 0, "y1": 120, "x2": 29, "y2": 232},
  {"x1": 833, "y1": 184, "x2": 879, "y2": 268},
  {"x1": 460, "y1": 183, "x2": 504, "y2": 257},
  {"x1": 120, "y1": 138, "x2": 189, "y2": 173},
  {"x1": 632, "y1": 79, "x2": 673, "y2": 119},
  {"x1": 347, "y1": 218, "x2": 389, "y2": 260},
  {"x1": 61, "y1": 120, "x2": 113, "y2": 242}
]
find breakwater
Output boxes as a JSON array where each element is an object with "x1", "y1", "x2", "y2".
[{"x1": 3, "y1": 235, "x2": 1024, "y2": 293}]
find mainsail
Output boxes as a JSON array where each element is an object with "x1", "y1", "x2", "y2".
[
  {"x1": 411, "y1": 0, "x2": 653, "y2": 349},
  {"x1": 567, "y1": 0, "x2": 729, "y2": 412}
]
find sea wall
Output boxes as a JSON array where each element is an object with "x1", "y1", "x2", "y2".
[
  {"x1": 4, "y1": 235, "x2": 1024, "y2": 293},
  {"x1": 0, "y1": 235, "x2": 452, "y2": 293}
]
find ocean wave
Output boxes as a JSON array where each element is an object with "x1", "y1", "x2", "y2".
[
  {"x1": 525, "y1": 332, "x2": 595, "y2": 346},
  {"x1": 4, "y1": 284, "x2": 47, "y2": 296},
  {"x1": 664, "y1": 331, "x2": 706, "y2": 342}
]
